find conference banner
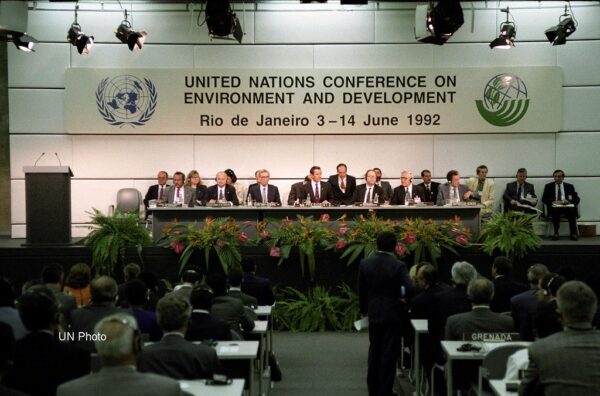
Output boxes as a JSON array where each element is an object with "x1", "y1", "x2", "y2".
[{"x1": 65, "y1": 67, "x2": 562, "y2": 134}]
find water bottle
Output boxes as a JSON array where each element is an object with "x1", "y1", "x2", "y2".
[
  {"x1": 373, "y1": 193, "x2": 379, "y2": 204},
  {"x1": 247, "y1": 195, "x2": 253, "y2": 207}
]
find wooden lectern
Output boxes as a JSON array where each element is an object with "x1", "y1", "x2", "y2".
[{"x1": 23, "y1": 166, "x2": 73, "y2": 244}]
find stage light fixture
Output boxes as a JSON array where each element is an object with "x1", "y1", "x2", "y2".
[
  {"x1": 115, "y1": 10, "x2": 147, "y2": 51},
  {"x1": 0, "y1": 29, "x2": 38, "y2": 52},
  {"x1": 545, "y1": 4, "x2": 577, "y2": 46},
  {"x1": 205, "y1": 0, "x2": 243, "y2": 44},
  {"x1": 415, "y1": 0, "x2": 464, "y2": 45},
  {"x1": 67, "y1": 5, "x2": 94, "y2": 54},
  {"x1": 490, "y1": 7, "x2": 516, "y2": 49}
]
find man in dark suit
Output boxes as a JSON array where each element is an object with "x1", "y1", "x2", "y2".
[
  {"x1": 41, "y1": 263, "x2": 77, "y2": 330},
  {"x1": 186, "y1": 287, "x2": 232, "y2": 342},
  {"x1": 227, "y1": 268, "x2": 258, "y2": 306},
  {"x1": 137, "y1": 295, "x2": 219, "y2": 380},
  {"x1": 206, "y1": 171, "x2": 239, "y2": 205},
  {"x1": 489, "y1": 256, "x2": 527, "y2": 313},
  {"x1": 241, "y1": 259, "x2": 275, "y2": 306},
  {"x1": 511, "y1": 264, "x2": 549, "y2": 341},
  {"x1": 206, "y1": 274, "x2": 255, "y2": 337},
  {"x1": 3, "y1": 285, "x2": 90, "y2": 396},
  {"x1": 300, "y1": 166, "x2": 333, "y2": 205},
  {"x1": 164, "y1": 171, "x2": 195, "y2": 207},
  {"x1": 391, "y1": 170, "x2": 426, "y2": 205},
  {"x1": 373, "y1": 167, "x2": 393, "y2": 202},
  {"x1": 503, "y1": 167, "x2": 538, "y2": 213},
  {"x1": 520, "y1": 281, "x2": 600, "y2": 396},
  {"x1": 542, "y1": 169, "x2": 580, "y2": 240},
  {"x1": 327, "y1": 163, "x2": 357, "y2": 205},
  {"x1": 417, "y1": 169, "x2": 440, "y2": 204},
  {"x1": 358, "y1": 232, "x2": 413, "y2": 396},
  {"x1": 143, "y1": 170, "x2": 169, "y2": 208},
  {"x1": 436, "y1": 170, "x2": 475, "y2": 205},
  {"x1": 352, "y1": 169, "x2": 384, "y2": 205},
  {"x1": 287, "y1": 175, "x2": 311, "y2": 205},
  {"x1": 246, "y1": 169, "x2": 282, "y2": 205}
]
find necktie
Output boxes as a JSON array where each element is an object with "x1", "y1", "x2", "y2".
[
  {"x1": 517, "y1": 184, "x2": 522, "y2": 199},
  {"x1": 218, "y1": 189, "x2": 224, "y2": 201},
  {"x1": 453, "y1": 187, "x2": 459, "y2": 201},
  {"x1": 176, "y1": 187, "x2": 181, "y2": 200},
  {"x1": 366, "y1": 187, "x2": 372, "y2": 203},
  {"x1": 340, "y1": 178, "x2": 346, "y2": 191},
  {"x1": 557, "y1": 185, "x2": 562, "y2": 200},
  {"x1": 425, "y1": 184, "x2": 430, "y2": 193},
  {"x1": 405, "y1": 187, "x2": 410, "y2": 199},
  {"x1": 262, "y1": 187, "x2": 268, "y2": 203},
  {"x1": 314, "y1": 183, "x2": 320, "y2": 202},
  {"x1": 158, "y1": 186, "x2": 163, "y2": 200}
]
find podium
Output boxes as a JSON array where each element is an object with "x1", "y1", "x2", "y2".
[{"x1": 23, "y1": 166, "x2": 73, "y2": 244}]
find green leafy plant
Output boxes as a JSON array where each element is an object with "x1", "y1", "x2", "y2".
[
  {"x1": 479, "y1": 211, "x2": 541, "y2": 260},
  {"x1": 85, "y1": 209, "x2": 152, "y2": 276}
]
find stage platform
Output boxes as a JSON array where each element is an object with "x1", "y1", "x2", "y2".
[{"x1": 1, "y1": 236, "x2": 599, "y2": 293}]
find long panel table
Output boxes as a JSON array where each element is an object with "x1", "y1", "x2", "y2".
[{"x1": 149, "y1": 205, "x2": 482, "y2": 243}]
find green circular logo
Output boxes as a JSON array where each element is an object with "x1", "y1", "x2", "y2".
[{"x1": 475, "y1": 73, "x2": 529, "y2": 127}]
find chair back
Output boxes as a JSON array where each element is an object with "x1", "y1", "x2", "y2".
[
  {"x1": 116, "y1": 188, "x2": 142, "y2": 214},
  {"x1": 482, "y1": 344, "x2": 527, "y2": 379}
]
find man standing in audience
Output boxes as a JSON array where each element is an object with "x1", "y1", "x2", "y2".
[
  {"x1": 58, "y1": 313, "x2": 184, "y2": 396},
  {"x1": 247, "y1": 169, "x2": 282, "y2": 205},
  {"x1": 353, "y1": 169, "x2": 384, "y2": 205},
  {"x1": 41, "y1": 263, "x2": 77, "y2": 330},
  {"x1": 327, "y1": 163, "x2": 357, "y2": 206},
  {"x1": 417, "y1": 169, "x2": 440, "y2": 204},
  {"x1": 511, "y1": 264, "x2": 549, "y2": 341},
  {"x1": 164, "y1": 171, "x2": 195, "y2": 207},
  {"x1": 373, "y1": 167, "x2": 393, "y2": 203},
  {"x1": 436, "y1": 170, "x2": 475, "y2": 205},
  {"x1": 358, "y1": 232, "x2": 413, "y2": 396},
  {"x1": 186, "y1": 288, "x2": 232, "y2": 342},
  {"x1": 391, "y1": 170, "x2": 425, "y2": 205},
  {"x1": 542, "y1": 169, "x2": 580, "y2": 241},
  {"x1": 490, "y1": 256, "x2": 527, "y2": 313},
  {"x1": 519, "y1": 281, "x2": 600, "y2": 396},
  {"x1": 143, "y1": 170, "x2": 169, "y2": 208},
  {"x1": 241, "y1": 258, "x2": 275, "y2": 306},
  {"x1": 207, "y1": 171, "x2": 239, "y2": 205},
  {"x1": 503, "y1": 168, "x2": 538, "y2": 213},
  {"x1": 467, "y1": 165, "x2": 496, "y2": 219},
  {"x1": 287, "y1": 175, "x2": 311, "y2": 205},
  {"x1": 300, "y1": 166, "x2": 333, "y2": 205}
]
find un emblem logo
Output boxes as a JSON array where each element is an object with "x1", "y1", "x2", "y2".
[
  {"x1": 475, "y1": 73, "x2": 529, "y2": 127},
  {"x1": 96, "y1": 75, "x2": 158, "y2": 127}
]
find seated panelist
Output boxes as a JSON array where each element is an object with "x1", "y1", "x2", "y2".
[
  {"x1": 390, "y1": 170, "x2": 425, "y2": 205},
  {"x1": 299, "y1": 166, "x2": 333, "y2": 205},
  {"x1": 542, "y1": 169, "x2": 580, "y2": 241},
  {"x1": 165, "y1": 171, "x2": 195, "y2": 207},
  {"x1": 436, "y1": 170, "x2": 475, "y2": 205},
  {"x1": 246, "y1": 169, "x2": 281, "y2": 205},
  {"x1": 206, "y1": 171, "x2": 239, "y2": 205},
  {"x1": 352, "y1": 169, "x2": 384, "y2": 205}
]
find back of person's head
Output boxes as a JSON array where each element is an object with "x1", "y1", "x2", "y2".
[
  {"x1": 376, "y1": 231, "x2": 397, "y2": 253},
  {"x1": 94, "y1": 313, "x2": 140, "y2": 366},
  {"x1": 492, "y1": 256, "x2": 512, "y2": 276},
  {"x1": 557, "y1": 281, "x2": 597, "y2": 325},
  {"x1": 241, "y1": 258, "x2": 256, "y2": 273},
  {"x1": 0, "y1": 322, "x2": 15, "y2": 373},
  {"x1": 90, "y1": 276, "x2": 118, "y2": 304},
  {"x1": 22, "y1": 279, "x2": 44, "y2": 294},
  {"x1": 124, "y1": 279, "x2": 148, "y2": 307},
  {"x1": 181, "y1": 269, "x2": 202, "y2": 285},
  {"x1": 138, "y1": 270, "x2": 158, "y2": 292},
  {"x1": 41, "y1": 263, "x2": 65, "y2": 284},
  {"x1": 418, "y1": 264, "x2": 438, "y2": 286},
  {"x1": 190, "y1": 287, "x2": 214, "y2": 311},
  {"x1": 156, "y1": 295, "x2": 192, "y2": 332},
  {"x1": 206, "y1": 273, "x2": 228, "y2": 296},
  {"x1": 228, "y1": 268, "x2": 243, "y2": 288},
  {"x1": 541, "y1": 273, "x2": 566, "y2": 298},
  {"x1": 527, "y1": 264, "x2": 549, "y2": 288},
  {"x1": 17, "y1": 285, "x2": 59, "y2": 331},
  {"x1": 468, "y1": 278, "x2": 494, "y2": 305},
  {"x1": 0, "y1": 278, "x2": 16, "y2": 307},
  {"x1": 122, "y1": 263, "x2": 141, "y2": 282},
  {"x1": 65, "y1": 262, "x2": 92, "y2": 289},
  {"x1": 451, "y1": 261, "x2": 477, "y2": 287}
]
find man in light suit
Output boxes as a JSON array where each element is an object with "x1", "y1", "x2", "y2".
[
  {"x1": 391, "y1": 170, "x2": 426, "y2": 205},
  {"x1": 58, "y1": 313, "x2": 185, "y2": 396},
  {"x1": 519, "y1": 281, "x2": 600, "y2": 396},
  {"x1": 503, "y1": 168, "x2": 538, "y2": 213},
  {"x1": 352, "y1": 169, "x2": 384, "y2": 205},
  {"x1": 542, "y1": 169, "x2": 580, "y2": 240},
  {"x1": 287, "y1": 175, "x2": 311, "y2": 205},
  {"x1": 467, "y1": 164, "x2": 496, "y2": 218},
  {"x1": 246, "y1": 169, "x2": 282, "y2": 205},
  {"x1": 207, "y1": 171, "x2": 240, "y2": 205},
  {"x1": 436, "y1": 170, "x2": 475, "y2": 205},
  {"x1": 327, "y1": 163, "x2": 357, "y2": 206},
  {"x1": 417, "y1": 169, "x2": 440, "y2": 204},
  {"x1": 165, "y1": 171, "x2": 195, "y2": 207},
  {"x1": 300, "y1": 166, "x2": 333, "y2": 205},
  {"x1": 373, "y1": 167, "x2": 393, "y2": 203}
]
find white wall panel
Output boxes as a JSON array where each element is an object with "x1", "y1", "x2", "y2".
[
  {"x1": 10, "y1": 135, "x2": 73, "y2": 179},
  {"x1": 9, "y1": 89, "x2": 65, "y2": 134},
  {"x1": 193, "y1": 45, "x2": 314, "y2": 69},
  {"x1": 26, "y1": 10, "x2": 73, "y2": 42},
  {"x1": 434, "y1": 42, "x2": 555, "y2": 67},
  {"x1": 72, "y1": 180, "x2": 140, "y2": 223},
  {"x1": 315, "y1": 44, "x2": 433, "y2": 68},
  {"x1": 8, "y1": 43, "x2": 70, "y2": 89},
  {"x1": 69, "y1": 43, "x2": 195, "y2": 68},
  {"x1": 557, "y1": 42, "x2": 600, "y2": 87},
  {"x1": 374, "y1": 10, "x2": 419, "y2": 44},
  {"x1": 569, "y1": 178, "x2": 600, "y2": 221},
  {"x1": 563, "y1": 87, "x2": 600, "y2": 131},
  {"x1": 10, "y1": 180, "x2": 25, "y2": 224},
  {"x1": 556, "y1": 132, "x2": 600, "y2": 176}
]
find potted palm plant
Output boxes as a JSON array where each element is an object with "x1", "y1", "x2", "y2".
[{"x1": 479, "y1": 211, "x2": 542, "y2": 261}]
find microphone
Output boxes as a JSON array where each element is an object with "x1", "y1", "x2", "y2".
[
  {"x1": 34, "y1": 152, "x2": 45, "y2": 166},
  {"x1": 54, "y1": 152, "x2": 62, "y2": 166}
]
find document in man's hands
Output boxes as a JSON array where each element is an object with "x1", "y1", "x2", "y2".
[
  {"x1": 552, "y1": 203, "x2": 574, "y2": 208},
  {"x1": 516, "y1": 202, "x2": 543, "y2": 213}
]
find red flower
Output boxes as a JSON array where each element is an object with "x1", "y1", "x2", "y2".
[
  {"x1": 237, "y1": 232, "x2": 248, "y2": 242},
  {"x1": 404, "y1": 232, "x2": 416, "y2": 244},
  {"x1": 216, "y1": 239, "x2": 226, "y2": 247},
  {"x1": 336, "y1": 239, "x2": 347, "y2": 249},
  {"x1": 395, "y1": 242, "x2": 407, "y2": 256},
  {"x1": 451, "y1": 227, "x2": 461, "y2": 234},
  {"x1": 260, "y1": 230, "x2": 271, "y2": 239},
  {"x1": 320, "y1": 213, "x2": 330, "y2": 222},
  {"x1": 455, "y1": 234, "x2": 469, "y2": 245},
  {"x1": 339, "y1": 226, "x2": 350, "y2": 235},
  {"x1": 170, "y1": 241, "x2": 185, "y2": 254},
  {"x1": 269, "y1": 246, "x2": 281, "y2": 257}
]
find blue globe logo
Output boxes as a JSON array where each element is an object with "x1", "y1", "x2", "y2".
[
  {"x1": 96, "y1": 75, "x2": 157, "y2": 127},
  {"x1": 475, "y1": 73, "x2": 530, "y2": 127}
]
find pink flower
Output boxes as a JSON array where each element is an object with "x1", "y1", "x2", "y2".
[
  {"x1": 170, "y1": 241, "x2": 185, "y2": 255},
  {"x1": 336, "y1": 239, "x2": 347, "y2": 249},
  {"x1": 269, "y1": 246, "x2": 281, "y2": 257},
  {"x1": 451, "y1": 227, "x2": 461, "y2": 234},
  {"x1": 395, "y1": 242, "x2": 407, "y2": 257},
  {"x1": 216, "y1": 239, "x2": 225, "y2": 247},
  {"x1": 237, "y1": 232, "x2": 248, "y2": 242},
  {"x1": 260, "y1": 230, "x2": 271, "y2": 239},
  {"x1": 320, "y1": 213, "x2": 331, "y2": 222},
  {"x1": 339, "y1": 226, "x2": 350, "y2": 235},
  {"x1": 455, "y1": 234, "x2": 469, "y2": 245},
  {"x1": 404, "y1": 232, "x2": 416, "y2": 244}
]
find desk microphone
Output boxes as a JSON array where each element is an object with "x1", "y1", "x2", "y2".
[
  {"x1": 34, "y1": 152, "x2": 45, "y2": 166},
  {"x1": 54, "y1": 152, "x2": 62, "y2": 166}
]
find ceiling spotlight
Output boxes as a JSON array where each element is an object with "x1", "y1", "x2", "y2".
[
  {"x1": 67, "y1": 6, "x2": 93, "y2": 54},
  {"x1": 490, "y1": 7, "x2": 516, "y2": 49},
  {"x1": 115, "y1": 10, "x2": 147, "y2": 51},
  {"x1": 205, "y1": 0, "x2": 243, "y2": 44},
  {"x1": 545, "y1": 4, "x2": 577, "y2": 46},
  {"x1": 415, "y1": 1, "x2": 464, "y2": 45},
  {"x1": 11, "y1": 32, "x2": 38, "y2": 52}
]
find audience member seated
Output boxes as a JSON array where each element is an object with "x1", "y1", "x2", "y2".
[
  {"x1": 168, "y1": 269, "x2": 202, "y2": 301},
  {"x1": 511, "y1": 264, "x2": 549, "y2": 341},
  {"x1": 117, "y1": 262, "x2": 141, "y2": 307},
  {"x1": 0, "y1": 322, "x2": 28, "y2": 396},
  {"x1": 42, "y1": 263, "x2": 78, "y2": 331},
  {"x1": 63, "y1": 263, "x2": 92, "y2": 307},
  {"x1": 70, "y1": 276, "x2": 126, "y2": 352},
  {"x1": 534, "y1": 273, "x2": 566, "y2": 339},
  {"x1": 228, "y1": 268, "x2": 258, "y2": 306},
  {"x1": 241, "y1": 258, "x2": 275, "y2": 306},
  {"x1": 138, "y1": 271, "x2": 160, "y2": 311},
  {"x1": 503, "y1": 167, "x2": 538, "y2": 213},
  {"x1": 124, "y1": 279, "x2": 162, "y2": 342},
  {"x1": 3, "y1": 285, "x2": 90, "y2": 396},
  {"x1": 138, "y1": 295, "x2": 219, "y2": 380},
  {"x1": 519, "y1": 281, "x2": 600, "y2": 396},
  {"x1": 466, "y1": 164, "x2": 496, "y2": 219},
  {"x1": 206, "y1": 274, "x2": 255, "y2": 338},
  {"x1": 0, "y1": 278, "x2": 26, "y2": 340},
  {"x1": 186, "y1": 287, "x2": 232, "y2": 342},
  {"x1": 542, "y1": 169, "x2": 580, "y2": 241},
  {"x1": 489, "y1": 256, "x2": 528, "y2": 313},
  {"x1": 57, "y1": 313, "x2": 184, "y2": 396}
]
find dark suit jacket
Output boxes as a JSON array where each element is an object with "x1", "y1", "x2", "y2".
[
  {"x1": 417, "y1": 181, "x2": 440, "y2": 203},
  {"x1": 445, "y1": 306, "x2": 514, "y2": 340},
  {"x1": 143, "y1": 184, "x2": 170, "y2": 207},
  {"x1": 247, "y1": 184, "x2": 281, "y2": 205},
  {"x1": 358, "y1": 252, "x2": 413, "y2": 324},
  {"x1": 210, "y1": 296, "x2": 255, "y2": 332},
  {"x1": 378, "y1": 181, "x2": 393, "y2": 202},
  {"x1": 390, "y1": 184, "x2": 426, "y2": 205},
  {"x1": 186, "y1": 311, "x2": 232, "y2": 342},
  {"x1": 51, "y1": 288, "x2": 77, "y2": 330},
  {"x1": 327, "y1": 175, "x2": 357, "y2": 205},
  {"x1": 503, "y1": 181, "x2": 536, "y2": 212},
  {"x1": 69, "y1": 304, "x2": 127, "y2": 352},
  {"x1": 490, "y1": 275, "x2": 528, "y2": 313},
  {"x1": 241, "y1": 273, "x2": 275, "y2": 306},
  {"x1": 430, "y1": 285, "x2": 471, "y2": 340},
  {"x1": 300, "y1": 181, "x2": 334, "y2": 204},
  {"x1": 195, "y1": 185, "x2": 209, "y2": 206},
  {"x1": 228, "y1": 289, "x2": 258, "y2": 307},
  {"x1": 510, "y1": 289, "x2": 538, "y2": 341},
  {"x1": 352, "y1": 184, "x2": 384, "y2": 204},
  {"x1": 287, "y1": 181, "x2": 306, "y2": 205},
  {"x1": 206, "y1": 184, "x2": 239, "y2": 205},
  {"x1": 3, "y1": 331, "x2": 90, "y2": 396},
  {"x1": 137, "y1": 333, "x2": 219, "y2": 380},
  {"x1": 541, "y1": 182, "x2": 580, "y2": 209}
]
